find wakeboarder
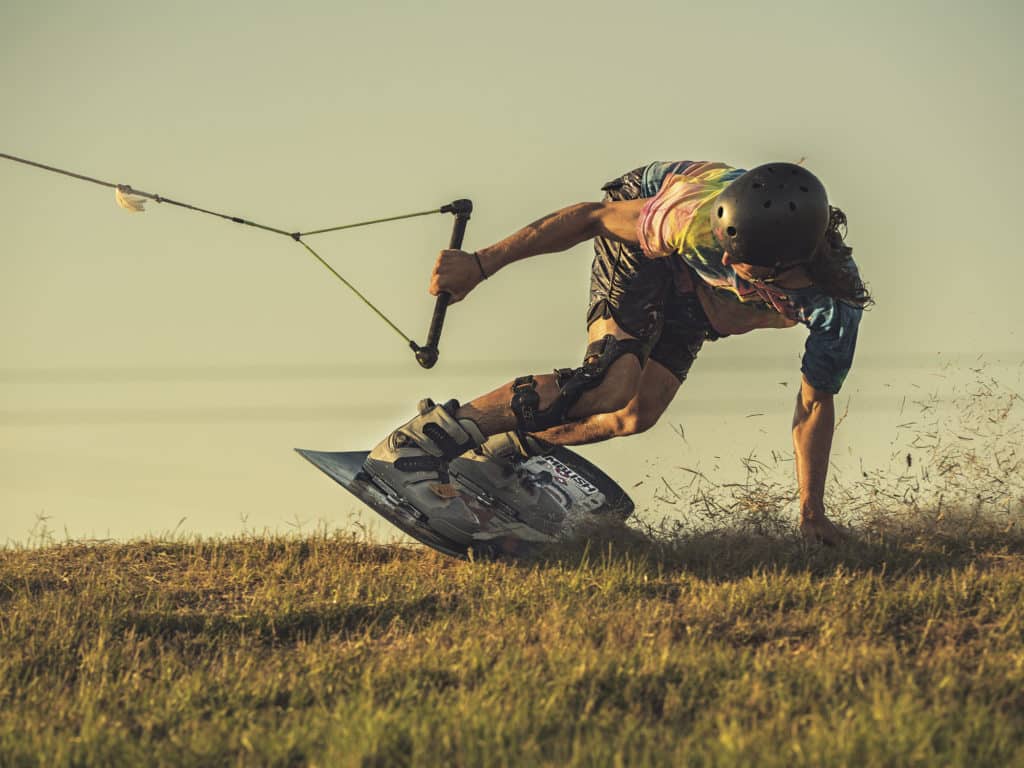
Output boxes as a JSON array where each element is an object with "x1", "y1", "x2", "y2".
[{"x1": 365, "y1": 162, "x2": 870, "y2": 547}]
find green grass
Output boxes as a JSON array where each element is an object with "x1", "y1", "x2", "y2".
[{"x1": 2, "y1": 517, "x2": 1023, "y2": 767}]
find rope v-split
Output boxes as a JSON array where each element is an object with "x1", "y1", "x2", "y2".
[{"x1": 0, "y1": 151, "x2": 471, "y2": 368}]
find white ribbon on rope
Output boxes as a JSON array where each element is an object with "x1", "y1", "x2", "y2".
[{"x1": 115, "y1": 185, "x2": 148, "y2": 212}]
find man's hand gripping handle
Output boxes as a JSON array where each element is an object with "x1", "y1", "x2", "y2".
[{"x1": 412, "y1": 198, "x2": 472, "y2": 369}]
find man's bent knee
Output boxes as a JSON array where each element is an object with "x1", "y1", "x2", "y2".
[
  {"x1": 569, "y1": 354, "x2": 639, "y2": 416},
  {"x1": 613, "y1": 402, "x2": 661, "y2": 436},
  {"x1": 510, "y1": 335, "x2": 644, "y2": 433}
]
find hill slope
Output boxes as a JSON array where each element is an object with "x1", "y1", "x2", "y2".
[{"x1": 2, "y1": 519, "x2": 1023, "y2": 767}]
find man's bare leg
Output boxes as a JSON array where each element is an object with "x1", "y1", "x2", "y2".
[
  {"x1": 455, "y1": 317, "x2": 642, "y2": 435},
  {"x1": 534, "y1": 357, "x2": 682, "y2": 446}
]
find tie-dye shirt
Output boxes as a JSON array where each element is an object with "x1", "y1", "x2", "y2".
[{"x1": 636, "y1": 161, "x2": 863, "y2": 394}]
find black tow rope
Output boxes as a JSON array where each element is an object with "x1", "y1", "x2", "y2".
[{"x1": 0, "y1": 151, "x2": 471, "y2": 369}]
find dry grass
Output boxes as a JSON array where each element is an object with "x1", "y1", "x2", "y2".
[{"x1": 3, "y1": 524, "x2": 1023, "y2": 767}]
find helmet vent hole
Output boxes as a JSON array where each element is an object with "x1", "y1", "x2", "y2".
[
  {"x1": 726, "y1": 226, "x2": 737, "y2": 236},
  {"x1": 717, "y1": 206, "x2": 724, "y2": 218},
  {"x1": 800, "y1": 185, "x2": 809, "y2": 193},
  {"x1": 789, "y1": 202, "x2": 797, "y2": 212},
  {"x1": 752, "y1": 182, "x2": 763, "y2": 189},
  {"x1": 763, "y1": 200, "x2": 772, "y2": 209}
]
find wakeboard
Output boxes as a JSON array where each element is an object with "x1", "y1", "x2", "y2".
[{"x1": 295, "y1": 445, "x2": 633, "y2": 559}]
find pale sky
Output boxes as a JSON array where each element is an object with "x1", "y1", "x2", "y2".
[{"x1": 2, "y1": 0, "x2": 1021, "y2": 541}]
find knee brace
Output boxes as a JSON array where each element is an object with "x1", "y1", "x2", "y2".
[{"x1": 510, "y1": 335, "x2": 645, "y2": 433}]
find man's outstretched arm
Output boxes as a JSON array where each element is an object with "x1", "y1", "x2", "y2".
[
  {"x1": 792, "y1": 375, "x2": 846, "y2": 545},
  {"x1": 431, "y1": 198, "x2": 646, "y2": 302}
]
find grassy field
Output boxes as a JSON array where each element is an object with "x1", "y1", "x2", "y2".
[
  {"x1": 2, "y1": 513, "x2": 1023, "y2": 767},
  {"x1": 2, "y1": 381, "x2": 1022, "y2": 766}
]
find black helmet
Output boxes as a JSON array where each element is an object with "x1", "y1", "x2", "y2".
[{"x1": 710, "y1": 163, "x2": 829, "y2": 269}]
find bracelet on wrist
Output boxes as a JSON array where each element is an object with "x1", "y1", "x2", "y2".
[{"x1": 473, "y1": 252, "x2": 489, "y2": 280}]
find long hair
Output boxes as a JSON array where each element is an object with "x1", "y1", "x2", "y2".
[{"x1": 806, "y1": 206, "x2": 873, "y2": 307}]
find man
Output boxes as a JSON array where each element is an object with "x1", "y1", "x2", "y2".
[{"x1": 366, "y1": 161, "x2": 869, "y2": 546}]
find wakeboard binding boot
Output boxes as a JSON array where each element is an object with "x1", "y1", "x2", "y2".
[
  {"x1": 449, "y1": 431, "x2": 573, "y2": 539},
  {"x1": 364, "y1": 398, "x2": 487, "y2": 546},
  {"x1": 477, "y1": 431, "x2": 553, "y2": 471}
]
